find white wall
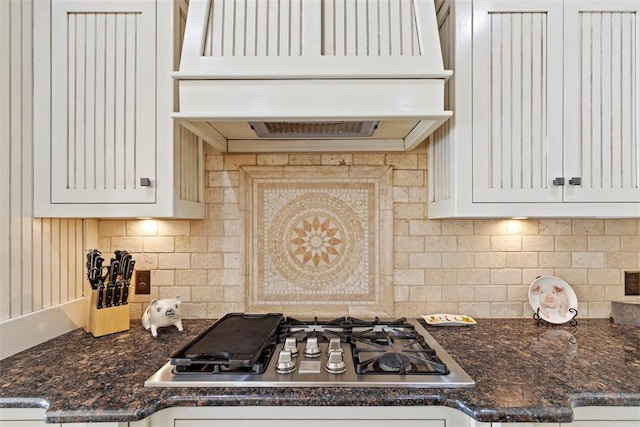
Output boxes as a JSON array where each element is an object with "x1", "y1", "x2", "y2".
[{"x1": 0, "y1": 0, "x2": 86, "y2": 358}]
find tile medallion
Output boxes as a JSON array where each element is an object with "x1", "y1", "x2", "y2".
[{"x1": 240, "y1": 166, "x2": 393, "y2": 315}]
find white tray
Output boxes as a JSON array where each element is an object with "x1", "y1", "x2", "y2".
[{"x1": 422, "y1": 314, "x2": 476, "y2": 326}]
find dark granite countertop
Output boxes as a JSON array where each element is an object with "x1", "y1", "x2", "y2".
[{"x1": 0, "y1": 318, "x2": 638, "y2": 424}]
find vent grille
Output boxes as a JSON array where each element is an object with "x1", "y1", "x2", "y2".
[{"x1": 249, "y1": 121, "x2": 379, "y2": 138}]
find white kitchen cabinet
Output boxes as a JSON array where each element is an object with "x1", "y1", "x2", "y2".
[
  {"x1": 428, "y1": 0, "x2": 640, "y2": 218},
  {"x1": 33, "y1": 0, "x2": 204, "y2": 218},
  {"x1": 562, "y1": 0, "x2": 640, "y2": 204},
  {"x1": 493, "y1": 407, "x2": 640, "y2": 426},
  {"x1": 0, "y1": 407, "x2": 127, "y2": 426},
  {"x1": 492, "y1": 423, "x2": 558, "y2": 427},
  {"x1": 567, "y1": 406, "x2": 640, "y2": 426},
  {"x1": 0, "y1": 408, "x2": 57, "y2": 427},
  {"x1": 175, "y1": 420, "x2": 445, "y2": 427},
  {"x1": 131, "y1": 406, "x2": 486, "y2": 427},
  {"x1": 470, "y1": 0, "x2": 564, "y2": 205}
]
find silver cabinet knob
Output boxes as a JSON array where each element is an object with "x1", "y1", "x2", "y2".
[
  {"x1": 140, "y1": 178, "x2": 152, "y2": 187},
  {"x1": 304, "y1": 337, "x2": 321, "y2": 358},
  {"x1": 569, "y1": 177, "x2": 582, "y2": 185}
]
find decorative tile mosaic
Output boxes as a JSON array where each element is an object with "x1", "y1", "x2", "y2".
[{"x1": 240, "y1": 166, "x2": 393, "y2": 315}]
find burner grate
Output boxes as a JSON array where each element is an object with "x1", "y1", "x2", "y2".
[{"x1": 351, "y1": 326, "x2": 449, "y2": 375}]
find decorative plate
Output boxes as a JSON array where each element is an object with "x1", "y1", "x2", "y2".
[
  {"x1": 422, "y1": 314, "x2": 476, "y2": 326},
  {"x1": 528, "y1": 276, "x2": 578, "y2": 324}
]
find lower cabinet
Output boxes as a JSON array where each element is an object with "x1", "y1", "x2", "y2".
[
  {"x1": 1, "y1": 406, "x2": 639, "y2": 426},
  {"x1": 493, "y1": 406, "x2": 640, "y2": 426},
  {"x1": 131, "y1": 407, "x2": 485, "y2": 427},
  {"x1": 566, "y1": 406, "x2": 640, "y2": 426},
  {"x1": 493, "y1": 424, "x2": 557, "y2": 427},
  {"x1": 176, "y1": 420, "x2": 444, "y2": 427},
  {"x1": 0, "y1": 409, "x2": 55, "y2": 427}
]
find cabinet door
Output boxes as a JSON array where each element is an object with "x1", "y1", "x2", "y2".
[
  {"x1": 49, "y1": 0, "x2": 156, "y2": 204},
  {"x1": 472, "y1": 0, "x2": 564, "y2": 203},
  {"x1": 563, "y1": 0, "x2": 640, "y2": 203},
  {"x1": 175, "y1": 421, "x2": 444, "y2": 427}
]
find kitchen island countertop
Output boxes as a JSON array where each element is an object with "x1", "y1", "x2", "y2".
[{"x1": 0, "y1": 318, "x2": 638, "y2": 424}]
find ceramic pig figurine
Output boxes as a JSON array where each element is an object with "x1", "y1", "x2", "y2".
[{"x1": 142, "y1": 296, "x2": 184, "y2": 338}]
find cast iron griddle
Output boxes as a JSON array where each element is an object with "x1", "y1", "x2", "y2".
[{"x1": 170, "y1": 313, "x2": 283, "y2": 368}]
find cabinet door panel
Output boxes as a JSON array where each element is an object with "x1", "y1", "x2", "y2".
[
  {"x1": 563, "y1": 0, "x2": 640, "y2": 203},
  {"x1": 50, "y1": 0, "x2": 156, "y2": 204},
  {"x1": 472, "y1": 0, "x2": 564, "y2": 203},
  {"x1": 563, "y1": 422, "x2": 640, "y2": 427},
  {"x1": 176, "y1": 420, "x2": 444, "y2": 427}
]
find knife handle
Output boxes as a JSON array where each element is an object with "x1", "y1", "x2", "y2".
[
  {"x1": 105, "y1": 285, "x2": 114, "y2": 308},
  {"x1": 113, "y1": 282, "x2": 122, "y2": 306},
  {"x1": 97, "y1": 284, "x2": 105, "y2": 309},
  {"x1": 121, "y1": 283, "x2": 129, "y2": 305}
]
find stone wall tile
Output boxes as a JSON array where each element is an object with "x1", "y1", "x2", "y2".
[
  {"x1": 99, "y1": 220, "x2": 126, "y2": 237},
  {"x1": 475, "y1": 252, "x2": 507, "y2": 268},
  {"x1": 522, "y1": 236, "x2": 554, "y2": 251},
  {"x1": 490, "y1": 269, "x2": 521, "y2": 285},
  {"x1": 457, "y1": 269, "x2": 491, "y2": 285},
  {"x1": 409, "y1": 219, "x2": 441, "y2": 236},
  {"x1": 507, "y1": 252, "x2": 540, "y2": 268},
  {"x1": 572, "y1": 252, "x2": 605, "y2": 268},
  {"x1": 491, "y1": 235, "x2": 522, "y2": 251},
  {"x1": 442, "y1": 253, "x2": 475, "y2": 269},
  {"x1": 110, "y1": 237, "x2": 143, "y2": 253},
  {"x1": 175, "y1": 236, "x2": 208, "y2": 253},
  {"x1": 409, "y1": 253, "x2": 442, "y2": 268},
  {"x1": 573, "y1": 219, "x2": 605, "y2": 235},
  {"x1": 539, "y1": 252, "x2": 571, "y2": 268},
  {"x1": 158, "y1": 253, "x2": 191, "y2": 269},
  {"x1": 442, "y1": 219, "x2": 474, "y2": 235},
  {"x1": 143, "y1": 237, "x2": 174, "y2": 253},
  {"x1": 539, "y1": 219, "x2": 572, "y2": 235},
  {"x1": 605, "y1": 218, "x2": 638, "y2": 235},
  {"x1": 475, "y1": 285, "x2": 507, "y2": 301},
  {"x1": 424, "y1": 236, "x2": 457, "y2": 252},
  {"x1": 458, "y1": 236, "x2": 491, "y2": 252},
  {"x1": 588, "y1": 236, "x2": 621, "y2": 251}
]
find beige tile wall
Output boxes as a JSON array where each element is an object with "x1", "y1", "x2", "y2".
[{"x1": 98, "y1": 143, "x2": 640, "y2": 320}]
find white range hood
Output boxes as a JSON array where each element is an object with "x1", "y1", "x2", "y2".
[{"x1": 174, "y1": 0, "x2": 452, "y2": 152}]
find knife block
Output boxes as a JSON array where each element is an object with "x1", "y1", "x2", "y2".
[{"x1": 85, "y1": 289, "x2": 130, "y2": 337}]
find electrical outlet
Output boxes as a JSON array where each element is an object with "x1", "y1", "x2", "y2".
[
  {"x1": 624, "y1": 271, "x2": 640, "y2": 296},
  {"x1": 135, "y1": 270, "x2": 151, "y2": 295}
]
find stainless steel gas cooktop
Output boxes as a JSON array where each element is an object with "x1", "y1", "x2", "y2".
[{"x1": 145, "y1": 314, "x2": 474, "y2": 388}]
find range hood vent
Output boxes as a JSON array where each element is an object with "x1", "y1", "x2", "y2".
[
  {"x1": 173, "y1": 0, "x2": 452, "y2": 152},
  {"x1": 249, "y1": 121, "x2": 379, "y2": 139}
]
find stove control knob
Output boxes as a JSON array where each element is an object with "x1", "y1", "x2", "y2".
[
  {"x1": 283, "y1": 337, "x2": 299, "y2": 357},
  {"x1": 326, "y1": 337, "x2": 343, "y2": 355},
  {"x1": 304, "y1": 337, "x2": 321, "y2": 358},
  {"x1": 325, "y1": 351, "x2": 346, "y2": 374},
  {"x1": 276, "y1": 350, "x2": 296, "y2": 374}
]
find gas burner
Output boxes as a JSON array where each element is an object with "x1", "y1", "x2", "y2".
[
  {"x1": 354, "y1": 329, "x2": 393, "y2": 346},
  {"x1": 352, "y1": 327, "x2": 419, "y2": 347},
  {"x1": 376, "y1": 353, "x2": 413, "y2": 373},
  {"x1": 282, "y1": 328, "x2": 343, "y2": 344}
]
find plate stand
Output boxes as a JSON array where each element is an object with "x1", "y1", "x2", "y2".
[{"x1": 533, "y1": 308, "x2": 578, "y2": 327}]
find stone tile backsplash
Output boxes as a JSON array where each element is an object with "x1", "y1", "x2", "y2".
[{"x1": 98, "y1": 143, "x2": 640, "y2": 319}]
